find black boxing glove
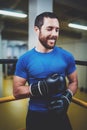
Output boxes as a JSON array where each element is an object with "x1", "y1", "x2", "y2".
[
  {"x1": 29, "y1": 73, "x2": 66, "y2": 97},
  {"x1": 48, "y1": 89, "x2": 73, "y2": 115}
]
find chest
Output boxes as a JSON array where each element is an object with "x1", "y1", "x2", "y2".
[{"x1": 27, "y1": 54, "x2": 67, "y2": 80}]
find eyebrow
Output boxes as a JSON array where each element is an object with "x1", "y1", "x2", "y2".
[{"x1": 47, "y1": 26, "x2": 60, "y2": 29}]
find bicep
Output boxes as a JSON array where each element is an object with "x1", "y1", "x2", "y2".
[{"x1": 67, "y1": 70, "x2": 78, "y2": 84}]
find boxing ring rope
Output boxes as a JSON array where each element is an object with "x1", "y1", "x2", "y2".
[
  {"x1": 0, "y1": 59, "x2": 87, "y2": 65},
  {"x1": 0, "y1": 59, "x2": 87, "y2": 108},
  {"x1": 0, "y1": 59, "x2": 17, "y2": 64},
  {"x1": 0, "y1": 95, "x2": 87, "y2": 108}
]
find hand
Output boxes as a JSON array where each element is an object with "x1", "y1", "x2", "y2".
[
  {"x1": 30, "y1": 73, "x2": 66, "y2": 96},
  {"x1": 48, "y1": 89, "x2": 73, "y2": 115}
]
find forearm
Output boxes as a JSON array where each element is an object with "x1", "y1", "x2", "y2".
[
  {"x1": 13, "y1": 85, "x2": 31, "y2": 99},
  {"x1": 67, "y1": 71, "x2": 78, "y2": 95},
  {"x1": 67, "y1": 81, "x2": 78, "y2": 95},
  {"x1": 13, "y1": 76, "x2": 32, "y2": 99}
]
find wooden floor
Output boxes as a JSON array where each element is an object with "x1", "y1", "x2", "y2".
[
  {"x1": 0, "y1": 76, "x2": 87, "y2": 130},
  {"x1": 68, "y1": 89, "x2": 87, "y2": 130},
  {"x1": 3, "y1": 76, "x2": 13, "y2": 97},
  {"x1": 0, "y1": 76, "x2": 28, "y2": 130}
]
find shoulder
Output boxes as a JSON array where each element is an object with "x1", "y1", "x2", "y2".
[
  {"x1": 16, "y1": 48, "x2": 35, "y2": 66},
  {"x1": 20, "y1": 48, "x2": 35, "y2": 58},
  {"x1": 55, "y1": 46, "x2": 76, "y2": 75},
  {"x1": 55, "y1": 46, "x2": 75, "y2": 59},
  {"x1": 18, "y1": 48, "x2": 35, "y2": 61}
]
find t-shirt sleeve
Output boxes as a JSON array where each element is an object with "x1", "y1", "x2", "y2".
[
  {"x1": 66, "y1": 54, "x2": 76, "y2": 75},
  {"x1": 14, "y1": 57, "x2": 28, "y2": 79}
]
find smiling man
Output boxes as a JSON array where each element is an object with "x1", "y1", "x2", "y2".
[{"x1": 13, "y1": 12, "x2": 78, "y2": 130}]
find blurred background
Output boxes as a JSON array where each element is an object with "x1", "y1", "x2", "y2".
[{"x1": 0, "y1": 0, "x2": 87, "y2": 130}]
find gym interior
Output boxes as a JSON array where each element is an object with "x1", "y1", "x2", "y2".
[{"x1": 0, "y1": 0, "x2": 87, "y2": 130}]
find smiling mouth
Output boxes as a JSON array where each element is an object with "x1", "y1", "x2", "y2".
[{"x1": 48, "y1": 39, "x2": 56, "y2": 43}]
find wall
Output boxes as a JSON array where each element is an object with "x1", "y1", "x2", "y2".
[
  {"x1": 2, "y1": 40, "x2": 28, "y2": 59},
  {"x1": 58, "y1": 35, "x2": 87, "y2": 61}
]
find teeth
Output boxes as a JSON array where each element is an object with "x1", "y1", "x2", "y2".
[{"x1": 49, "y1": 39, "x2": 55, "y2": 42}]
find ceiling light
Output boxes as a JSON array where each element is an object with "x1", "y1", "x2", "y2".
[
  {"x1": 68, "y1": 23, "x2": 87, "y2": 31},
  {"x1": 0, "y1": 10, "x2": 27, "y2": 18}
]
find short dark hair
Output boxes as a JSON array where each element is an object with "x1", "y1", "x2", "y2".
[{"x1": 34, "y1": 12, "x2": 58, "y2": 29}]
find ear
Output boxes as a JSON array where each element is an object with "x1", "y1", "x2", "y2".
[{"x1": 34, "y1": 26, "x2": 40, "y2": 35}]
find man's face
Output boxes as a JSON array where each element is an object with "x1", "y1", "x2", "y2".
[{"x1": 38, "y1": 17, "x2": 59, "y2": 49}]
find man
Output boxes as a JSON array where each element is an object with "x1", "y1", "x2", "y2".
[{"x1": 13, "y1": 12, "x2": 78, "y2": 130}]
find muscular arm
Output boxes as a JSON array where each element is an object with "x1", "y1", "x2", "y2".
[
  {"x1": 67, "y1": 70, "x2": 78, "y2": 95},
  {"x1": 13, "y1": 74, "x2": 66, "y2": 98},
  {"x1": 13, "y1": 76, "x2": 31, "y2": 99}
]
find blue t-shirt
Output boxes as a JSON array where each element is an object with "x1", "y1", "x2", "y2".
[{"x1": 15, "y1": 46, "x2": 76, "y2": 112}]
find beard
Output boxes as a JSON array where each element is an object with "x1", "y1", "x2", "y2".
[{"x1": 39, "y1": 32, "x2": 57, "y2": 49}]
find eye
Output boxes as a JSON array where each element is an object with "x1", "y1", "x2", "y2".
[
  {"x1": 56, "y1": 28, "x2": 59, "y2": 32},
  {"x1": 47, "y1": 27, "x2": 52, "y2": 31},
  {"x1": 46, "y1": 27, "x2": 59, "y2": 33}
]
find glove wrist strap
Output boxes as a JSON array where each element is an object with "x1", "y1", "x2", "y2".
[
  {"x1": 62, "y1": 95, "x2": 71, "y2": 104},
  {"x1": 67, "y1": 89, "x2": 73, "y2": 96},
  {"x1": 29, "y1": 84, "x2": 33, "y2": 96}
]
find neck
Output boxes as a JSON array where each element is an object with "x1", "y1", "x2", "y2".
[{"x1": 35, "y1": 42, "x2": 53, "y2": 53}]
